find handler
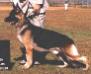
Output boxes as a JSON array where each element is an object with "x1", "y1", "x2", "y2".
[{"x1": 10, "y1": 0, "x2": 49, "y2": 28}]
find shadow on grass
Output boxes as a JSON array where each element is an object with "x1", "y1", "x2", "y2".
[{"x1": 14, "y1": 49, "x2": 64, "y2": 66}]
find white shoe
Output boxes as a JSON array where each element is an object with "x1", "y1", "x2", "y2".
[
  {"x1": 34, "y1": 61, "x2": 40, "y2": 65},
  {"x1": 20, "y1": 60, "x2": 26, "y2": 64}
]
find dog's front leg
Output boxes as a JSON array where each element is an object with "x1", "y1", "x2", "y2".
[{"x1": 22, "y1": 30, "x2": 33, "y2": 69}]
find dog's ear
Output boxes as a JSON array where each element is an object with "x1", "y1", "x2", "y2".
[{"x1": 15, "y1": 4, "x2": 23, "y2": 14}]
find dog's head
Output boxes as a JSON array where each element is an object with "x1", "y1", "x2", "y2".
[
  {"x1": 4, "y1": 4, "x2": 25, "y2": 26},
  {"x1": 4, "y1": 9, "x2": 18, "y2": 25}
]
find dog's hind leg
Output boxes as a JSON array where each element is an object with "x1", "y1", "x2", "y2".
[
  {"x1": 51, "y1": 44, "x2": 89, "y2": 70},
  {"x1": 64, "y1": 44, "x2": 89, "y2": 70}
]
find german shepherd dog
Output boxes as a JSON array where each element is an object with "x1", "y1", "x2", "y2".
[{"x1": 5, "y1": 6, "x2": 89, "y2": 70}]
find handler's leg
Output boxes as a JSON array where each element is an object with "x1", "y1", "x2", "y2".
[{"x1": 22, "y1": 30, "x2": 33, "y2": 69}]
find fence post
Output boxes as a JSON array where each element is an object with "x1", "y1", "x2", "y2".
[{"x1": 81, "y1": 0, "x2": 89, "y2": 7}]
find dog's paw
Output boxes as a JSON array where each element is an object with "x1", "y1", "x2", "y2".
[
  {"x1": 79, "y1": 56, "x2": 89, "y2": 70},
  {"x1": 23, "y1": 63, "x2": 30, "y2": 69},
  {"x1": 18, "y1": 64, "x2": 30, "y2": 70},
  {"x1": 18, "y1": 62, "x2": 32, "y2": 70},
  {"x1": 69, "y1": 60, "x2": 89, "y2": 70},
  {"x1": 21, "y1": 63, "x2": 32, "y2": 69},
  {"x1": 82, "y1": 63, "x2": 89, "y2": 70}
]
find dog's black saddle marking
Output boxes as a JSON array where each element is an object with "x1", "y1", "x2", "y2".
[{"x1": 22, "y1": 21, "x2": 74, "y2": 49}]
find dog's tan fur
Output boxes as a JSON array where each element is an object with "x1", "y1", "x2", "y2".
[
  {"x1": 12, "y1": 10, "x2": 89, "y2": 70},
  {"x1": 15, "y1": 13, "x2": 33, "y2": 69}
]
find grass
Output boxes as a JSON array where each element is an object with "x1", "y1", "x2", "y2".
[{"x1": 0, "y1": 8, "x2": 91, "y2": 74}]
